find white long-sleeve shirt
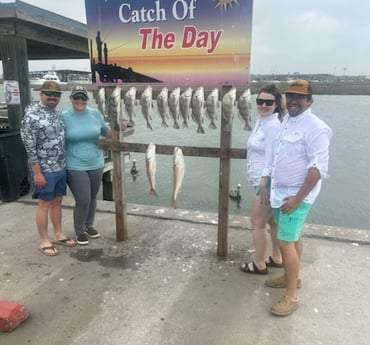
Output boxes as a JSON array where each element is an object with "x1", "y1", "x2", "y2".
[
  {"x1": 269, "y1": 108, "x2": 332, "y2": 207},
  {"x1": 246, "y1": 112, "x2": 281, "y2": 186}
]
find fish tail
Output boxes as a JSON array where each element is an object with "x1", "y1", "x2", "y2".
[
  {"x1": 173, "y1": 121, "x2": 180, "y2": 130},
  {"x1": 197, "y1": 125, "x2": 205, "y2": 134},
  {"x1": 149, "y1": 189, "x2": 159, "y2": 197},
  {"x1": 161, "y1": 121, "x2": 169, "y2": 128},
  {"x1": 147, "y1": 122, "x2": 153, "y2": 130},
  {"x1": 181, "y1": 121, "x2": 189, "y2": 128},
  {"x1": 209, "y1": 122, "x2": 217, "y2": 129},
  {"x1": 243, "y1": 123, "x2": 252, "y2": 131}
]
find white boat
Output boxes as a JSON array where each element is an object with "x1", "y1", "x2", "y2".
[{"x1": 29, "y1": 72, "x2": 66, "y2": 85}]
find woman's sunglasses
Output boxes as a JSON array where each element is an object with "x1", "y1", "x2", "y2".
[
  {"x1": 256, "y1": 98, "x2": 275, "y2": 106},
  {"x1": 72, "y1": 95, "x2": 88, "y2": 101}
]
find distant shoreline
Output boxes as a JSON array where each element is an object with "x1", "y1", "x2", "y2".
[{"x1": 1, "y1": 80, "x2": 370, "y2": 96}]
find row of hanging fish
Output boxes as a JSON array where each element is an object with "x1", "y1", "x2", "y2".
[
  {"x1": 97, "y1": 86, "x2": 252, "y2": 133},
  {"x1": 145, "y1": 143, "x2": 185, "y2": 209}
]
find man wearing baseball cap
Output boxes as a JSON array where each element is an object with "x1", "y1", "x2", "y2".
[
  {"x1": 261, "y1": 79, "x2": 332, "y2": 316},
  {"x1": 21, "y1": 80, "x2": 76, "y2": 256}
]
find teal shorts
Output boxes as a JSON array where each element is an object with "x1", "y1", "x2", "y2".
[{"x1": 273, "y1": 202, "x2": 312, "y2": 242}]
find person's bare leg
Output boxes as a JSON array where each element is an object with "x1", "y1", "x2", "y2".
[
  {"x1": 36, "y1": 199, "x2": 55, "y2": 255},
  {"x1": 50, "y1": 196, "x2": 64, "y2": 239},
  {"x1": 248, "y1": 196, "x2": 272, "y2": 270},
  {"x1": 279, "y1": 239, "x2": 300, "y2": 300},
  {"x1": 268, "y1": 217, "x2": 282, "y2": 264}
]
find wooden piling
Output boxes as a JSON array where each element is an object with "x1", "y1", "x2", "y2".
[{"x1": 217, "y1": 86, "x2": 233, "y2": 257}]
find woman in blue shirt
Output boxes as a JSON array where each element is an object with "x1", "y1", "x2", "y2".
[{"x1": 63, "y1": 86, "x2": 111, "y2": 245}]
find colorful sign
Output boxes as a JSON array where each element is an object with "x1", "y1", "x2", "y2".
[{"x1": 84, "y1": 0, "x2": 253, "y2": 86}]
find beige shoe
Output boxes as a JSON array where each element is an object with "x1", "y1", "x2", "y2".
[
  {"x1": 271, "y1": 295, "x2": 299, "y2": 316},
  {"x1": 264, "y1": 274, "x2": 301, "y2": 288}
]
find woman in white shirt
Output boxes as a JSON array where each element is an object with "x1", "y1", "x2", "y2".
[{"x1": 241, "y1": 84, "x2": 286, "y2": 274}]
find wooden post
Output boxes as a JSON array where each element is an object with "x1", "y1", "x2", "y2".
[
  {"x1": 217, "y1": 86, "x2": 233, "y2": 257},
  {"x1": 108, "y1": 89, "x2": 128, "y2": 241},
  {"x1": 0, "y1": 36, "x2": 31, "y2": 128}
]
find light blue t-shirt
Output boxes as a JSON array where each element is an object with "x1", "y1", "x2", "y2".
[{"x1": 62, "y1": 107, "x2": 108, "y2": 170}]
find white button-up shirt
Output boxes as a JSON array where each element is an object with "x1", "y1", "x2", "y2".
[
  {"x1": 269, "y1": 108, "x2": 332, "y2": 208},
  {"x1": 247, "y1": 113, "x2": 281, "y2": 186}
]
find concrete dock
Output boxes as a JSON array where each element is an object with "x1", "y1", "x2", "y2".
[{"x1": 1, "y1": 196, "x2": 369, "y2": 345}]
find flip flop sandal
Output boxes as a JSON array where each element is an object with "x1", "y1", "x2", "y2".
[
  {"x1": 39, "y1": 246, "x2": 60, "y2": 256},
  {"x1": 52, "y1": 238, "x2": 77, "y2": 247},
  {"x1": 265, "y1": 256, "x2": 283, "y2": 268},
  {"x1": 240, "y1": 261, "x2": 268, "y2": 275}
]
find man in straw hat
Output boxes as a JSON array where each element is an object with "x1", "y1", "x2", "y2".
[
  {"x1": 21, "y1": 81, "x2": 76, "y2": 256},
  {"x1": 260, "y1": 79, "x2": 332, "y2": 316}
]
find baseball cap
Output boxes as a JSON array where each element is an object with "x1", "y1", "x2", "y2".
[
  {"x1": 285, "y1": 79, "x2": 311, "y2": 95},
  {"x1": 40, "y1": 81, "x2": 62, "y2": 93},
  {"x1": 70, "y1": 85, "x2": 88, "y2": 98}
]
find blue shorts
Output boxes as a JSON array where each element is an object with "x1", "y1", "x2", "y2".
[
  {"x1": 273, "y1": 202, "x2": 312, "y2": 242},
  {"x1": 32, "y1": 169, "x2": 67, "y2": 201}
]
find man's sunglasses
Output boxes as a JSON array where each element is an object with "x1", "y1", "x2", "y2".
[
  {"x1": 43, "y1": 91, "x2": 61, "y2": 97},
  {"x1": 256, "y1": 98, "x2": 275, "y2": 106},
  {"x1": 72, "y1": 95, "x2": 88, "y2": 101}
]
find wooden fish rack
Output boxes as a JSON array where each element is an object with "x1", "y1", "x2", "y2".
[{"x1": 96, "y1": 86, "x2": 247, "y2": 257}]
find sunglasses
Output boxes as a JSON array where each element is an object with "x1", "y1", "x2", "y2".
[
  {"x1": 43, "y1": 91, "x2": 61, "y2": 97},
  {"x1": 256, "y1": 98, "x2": 275, "y2": 106},
  {"x1": 72, "y1": 95, "x2": 88, "y2": 101}
]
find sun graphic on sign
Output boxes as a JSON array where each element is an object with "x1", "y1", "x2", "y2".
[{"x1": 213, "y1": 0, "x2": 240, "y2": 11}]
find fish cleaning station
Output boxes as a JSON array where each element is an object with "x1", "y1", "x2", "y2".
[
  {"x1": 85, "y1": 0, "x2": 253, "y2": 257},
  {"x1": 1, "y1": 0, "x2": 253, "y2": 257}
]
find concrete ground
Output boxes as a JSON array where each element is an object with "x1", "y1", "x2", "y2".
[{"x1": 1, "y1": 196, "x2": 370, "y2": 345}]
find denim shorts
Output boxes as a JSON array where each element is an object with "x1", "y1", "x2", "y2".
[
  {"x1": 32, "y1": 169, "x2": 67, "y2": 201},
  {"x1": 273, "y1": 202, "x2": 312, "y2": 242}
]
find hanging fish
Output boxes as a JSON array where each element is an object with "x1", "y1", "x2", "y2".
[
  {"x1": 168, "y1": 87, "x2": 181, "y2": 129},
  {"x1": 222, "y1": 87, "x2": 236, "y2": 132},
  {"x1": 97, "y1": 87, "x2": 106, "y2": 116},
  {"x1": 171, "y1": 147, "x2": 185, "y2": 209},
  {"x1": 206, "y1": 88, "x2": 219, "y2": 129},
  {"x1": 145, "y1": 143, "x2": 158, "y2": 197},
  {"x1": 237, "y1": 88, "x2": 252, "y2": 130},
  {"x1": 179, "y1": 87, "x2": 193, "y2": 128},
  {"x1": 157, "y1": 87, "x2": 170, "y2": 128},
  {"x1": 109, "y1": 86, "x2": 122, "y2": 130},
  {"x1": 191, "y1": 86, "x2": 205, "y2": 134},
  {"x1": 140, "y1": 85, "x2": 153, "y2": 130},
  {"x1": 124, "y1": 86, "x2": 136, "y2": 126}
]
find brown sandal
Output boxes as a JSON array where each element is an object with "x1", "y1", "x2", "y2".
[
  {"x1": 265, "y1": 256, "x2": 283, "y2": 268},
  {"x1": 240, "y1": 262, "x2": 268, "y2": 275}
]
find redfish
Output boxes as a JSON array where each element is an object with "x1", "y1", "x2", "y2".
[
  {"x1": 222, "y1": 87, "x2": 236, "y2": 132},
  {"x1": 145, "y1": 143, "x2": 158, "y2": 197},
  {"x1": 171, "y1": 147, "x2": 185, "y2": 209},
  {"x1": 140, "y1": 85, "x2": 153, "y2": 130},
  {"x1": 157, "y1": 87, "x2": 170, "y2": 128},
  {"x1": 168, "y1": 87, "x2": 181, "y2": 129},
  {"x1": 124, "y1": 86, "x2": 136, "y2": 126},
  {"x1": 191, "y1": 86, "x2": 205, "y2": 134},
  {"x1": 237, "y1": 88, "x2": 252, "y2": 130}
]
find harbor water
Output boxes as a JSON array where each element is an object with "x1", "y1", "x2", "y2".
[{"x1": 2, "y1": 88, "x2": 369, "y2": 231}]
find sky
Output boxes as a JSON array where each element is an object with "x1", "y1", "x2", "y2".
[{"x1": 1, "y1": 0, "x2": 370, "y2": 76}]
